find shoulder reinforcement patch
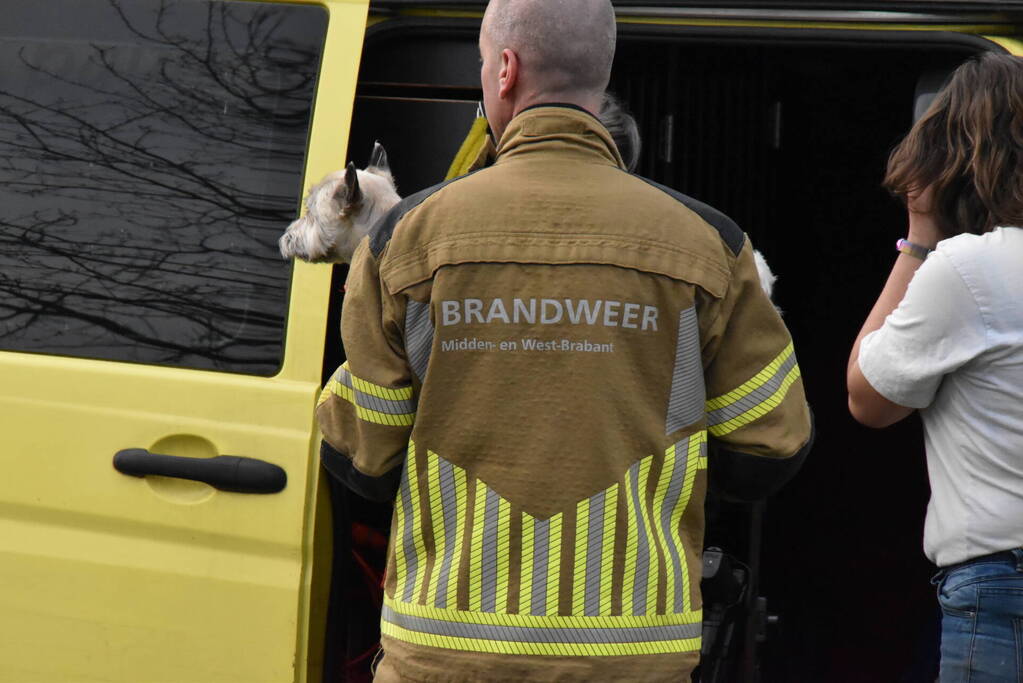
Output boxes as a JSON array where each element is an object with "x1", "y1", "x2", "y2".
[
  {"x1": 369, "y1": 172, "x2": 478, "y2": 257},
  {"x1": 632, "y1": 175, "x2": 746, "y2": 257}
]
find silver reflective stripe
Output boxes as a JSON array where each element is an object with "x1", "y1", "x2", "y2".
[
  {"x1": 583, "y1": 489, "x2": 606, "y2": 617},
  {"x1": 666, "y1": 306, "x2": 705, "y2": 434},
  {"x1": 531, "y1": 518, "x2": 550, "y2": 615},
  {"x1": 435, "y1": 457, "x2": 459, "y2": 609},
  {"x1": 382, "y1": 605, "x2": 702, "y2": 644},
  {"x1": 405, "y1": 300, "x2": 434, "y2": 382},
  {"x1": 660, "y1": 440, "x2": 689, "y2": 613},
  {"x1": 335, "y1": 367, "x2": 415, "y2": 415},
  {"x1": 706, "y1": 351, "x2": 797, "y2": 426},
  {"x1": 629, "y1": 462, "x2": 651, "y2": 616},
  {"x1": 480, "y1": 487, "x2": 501, "y2": 612},
  {"x1": 399, "y1": 445, "x2": 420, "y2": 603}
]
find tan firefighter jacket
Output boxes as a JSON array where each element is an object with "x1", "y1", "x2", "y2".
[{"x1": 317, "y1": 105, "x2": 813, "y2": 682}]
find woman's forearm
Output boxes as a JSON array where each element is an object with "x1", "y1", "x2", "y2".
[{"x1": 847, "y1": 203, "x2": 941, "y2": 427}]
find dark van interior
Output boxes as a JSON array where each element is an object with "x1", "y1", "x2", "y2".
[{"x1": 324, "y1": 15, "x2": 990, "y2": 682}]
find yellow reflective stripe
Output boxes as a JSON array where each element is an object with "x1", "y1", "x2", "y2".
[
  {"x1": 677, "y1": 433, "x2": 705, "y2": 612},
  {"x1": 343, "y1": 362, "x2": 413, "y2": 401},
  {"x1": 382, "y1": 594, "x2": 703, "y2": 656},
  {"x1": 654, "y1": 443, "x2": 678, "y2": 613},
  {"x1": 381, "y1": 620, "x2": 700, "y2": 657},
  {"x1": 697, "y1": 437, "x2": 708, "y2": 471},
  {"x1": 599, "y1": 484, "x2": 618, "y2": 616},
  {"x1": 519, "y1": 513, "x2": 535, "y2": 615},
  {"x1": 393, "y1": 440, "x2": 414, "y2": 601},
  {"x1": 425, "y1": 453, "x2": 446, "y2": 605},
  {"x1": 316, "y1": 383, "x2": 332, "y2": 407},
  {"x1": 572, "y1": 497, "x2": 590, "y2": 616},
  {"x1": 447, "y1": 465, "x2": 468, "y2": 607},
  {"x1": 545, "y1": 513, "x2": 563, "y2": 617},
  {"x1": 468, "y1": 478, "x2": 487, "y2": 612},
  {"x1": 622, "y1": 468, "x2": 640, "y2": 614},
  {"x1": 708, "y1": 363, "x2": 801, "y2": 437},
  {"x1": 406, "y1": 446, "x2": 428, "y2": 603},
  {"x1": 330, "y1": 381, "x2": 415, "y2": 426},
  {"x1": 394, "y1": 478, "x2": 410, "y2": 602},
  {"x1": 386, "y1": 594, "x2": 701, "y2": 628},
  {"x1": 706, "y1": 343, "x2": 794, "y2": 410},
  {"x1": 679, "y1": 437, "x2": 703, "y2": 613},
  {"x1": 637, "y1": 458, "x2": 660, "y2": 615}
]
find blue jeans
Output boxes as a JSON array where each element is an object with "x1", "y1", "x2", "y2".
[{"x1": 932, "y1": 549, "x2": 1023, "y2": 682}]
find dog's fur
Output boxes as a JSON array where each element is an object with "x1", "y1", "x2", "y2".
[{"x1": 279, "y1": 142, "x2": 400, "y2": 263}]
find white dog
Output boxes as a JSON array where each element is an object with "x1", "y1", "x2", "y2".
[
  {"x1": 279, "y1": 142, "x2": 400, "y2": 263},
  {"x1": 280, "y1": 138, "x2": 778, "y2": 302}
]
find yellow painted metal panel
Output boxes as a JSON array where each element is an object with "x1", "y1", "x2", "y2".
[
  {"x1": 0, "y1": 1, "x2": 370, "y2": 682},
  {"x1": 984, "y1": 35, "x2": 1023, "y2": 54}
]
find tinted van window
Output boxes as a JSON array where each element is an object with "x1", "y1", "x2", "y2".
[{"x1": 0, "y1": 0, "x2": 326, "y2": 374}]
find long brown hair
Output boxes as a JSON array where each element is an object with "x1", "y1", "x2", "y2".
[{"x1": 884, "y1": 51, "x2": 1023, "y2": 237}]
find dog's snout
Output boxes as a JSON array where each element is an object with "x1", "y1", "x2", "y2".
[{"x1": 279, "y1": 231, "x2": 298, "y2": 260}]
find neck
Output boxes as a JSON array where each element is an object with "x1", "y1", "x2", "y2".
[{"x1": 511, "y1": 89, "x2": 601, "y2": 120}]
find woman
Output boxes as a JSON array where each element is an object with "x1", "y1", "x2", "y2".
[{"x1": 848, "y1": 52, "x2": 1023, "y2": 682}]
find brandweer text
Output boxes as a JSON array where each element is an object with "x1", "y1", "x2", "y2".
[{"x1": 440, "y1": 298, "x2": 659, "y2": 331}]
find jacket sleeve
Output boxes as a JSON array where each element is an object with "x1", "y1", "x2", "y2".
[
  {"x1": 700, "y1": 239, "x2": 814, "y2": 501},
  {"x1": 316, "y1": 240, "x2": 414, "y2": 502}
]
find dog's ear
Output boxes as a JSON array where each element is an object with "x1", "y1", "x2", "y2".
[
  {"x1": 367, "y1": 141, "x2": 390, "y2": 174},
  {"x1": 339, "y1": 161, "x2": 362, "y2": 211}
]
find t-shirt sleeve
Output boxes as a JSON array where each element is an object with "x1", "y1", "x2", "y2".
[{"x1": 858, "y1": 250, "x2": 988, "y2": 409}]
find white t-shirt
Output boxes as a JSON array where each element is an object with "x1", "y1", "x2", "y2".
[{"x1": 858, "y1": 226, "x2": 1023, "y2": 567}]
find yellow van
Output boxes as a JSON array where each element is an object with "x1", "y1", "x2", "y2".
[{"x1": 1, "y1": 1, "x2": 1021, "y2": 681}]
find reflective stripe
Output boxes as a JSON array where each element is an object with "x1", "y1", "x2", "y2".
[
  {"x1": 666, "y1": 306, "x2": 705, "y2": 434},
  {"x1": 481, "y1": 488, "x2": 500, "y2": 612},
  {"x1": 676, "y1": 434, "x2": 707, "y2": 612},
  {"x1": 519, "y1": 513, "x2": 535, "y2": 614},
  {"x1": 382, "y1": 599, "x2": 701, "y2": 656},
  {"x1": 445, "y1": 461, "x2": 469, "y2": 607},
  {"x1": 706, "y1": 344, "x2": 800, "y2": 436},
  {"x1": 468, "y1": 478, "x2": 487, "y2": 612},
  {"x1": 598, "y1": 485, "x2": 618, "y2": 616},
  {"x1": 326, "y1": 363, "x2": 415, "y2": 426},
  {"x1": 583, "y1": 489, "x2": 606, "y2": 616},
  {"x1": 544, "y1": 513, "x2": 563, "y2": 617},
  {"x1": 387, "y1": 443, "x2": 707, "y2": 654},
  {"x1": 626, "y1": 458, "x2": 655, "y2": 616},
  {"x1": 530, "y1": 517, "x2": 550, "y2": 615},
  {"x1": 396, "y1": 442, "x2": 422, "y2": 603},
  {"x1": 431, "y1": 456, "x2": 460, "y2": 605},
  {"x1": 648, "y1": 443, "x2": 676, "y2": 615},
  {"x1": 571, "y1": 496, "x2": 590, "y2": 616},
  {"x1": 494, "y1": 497, "x2": 511, "y2": 613},
  {"x1": 405, "y1": 300, "x2": 434, "y2": 382},
  {"x1": 659, "y1": 439, "x2": 689, "y2": 613},
  {"x1": 425, "y1": 453, "x2": 450, "y2": 607}
]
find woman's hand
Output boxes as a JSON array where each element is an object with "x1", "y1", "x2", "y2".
[{"x1": 906, "y1": 185, "x2": 942, "y2": 247}]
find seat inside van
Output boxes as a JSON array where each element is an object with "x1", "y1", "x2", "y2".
[{"x1": 328, "y1": 18, "x2": 990, "y2": 682}]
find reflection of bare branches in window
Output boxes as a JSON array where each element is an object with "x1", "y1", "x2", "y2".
[{"x1": 0, "y1": 0, "x2": 325, "y2": 372}]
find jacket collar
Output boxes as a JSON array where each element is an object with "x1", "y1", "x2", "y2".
[{"x1": 494, "y1": 104, "x2": 626, "y2": 170}]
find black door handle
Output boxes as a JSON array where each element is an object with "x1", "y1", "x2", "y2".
[{"x1": 114, "y1": 448, "x2": 287, "y2": 494}]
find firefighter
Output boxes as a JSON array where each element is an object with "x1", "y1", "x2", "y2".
[{"x1": 317, "y1": 0, "x2": 813, "y2": 680}]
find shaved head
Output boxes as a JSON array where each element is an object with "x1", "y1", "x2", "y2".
[{"x1": 481, "y1": 0, "x2": 616, "y2": 98}]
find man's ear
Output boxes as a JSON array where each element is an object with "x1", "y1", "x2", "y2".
[{"x1": 498, "y1": 48, "x2": 519, "y2": 99}]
